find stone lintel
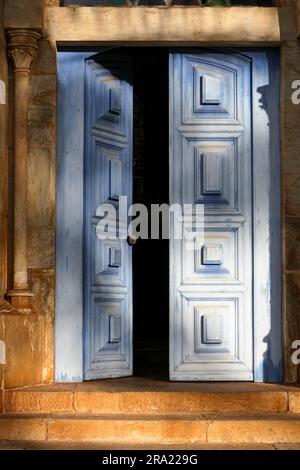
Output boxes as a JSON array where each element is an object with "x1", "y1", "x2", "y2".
[{"x1": 44, "y1": 7, "x2": 281, "y2": 45}]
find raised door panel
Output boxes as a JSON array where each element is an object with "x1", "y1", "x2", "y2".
[
  {"x1": 84, "y1": 55, "x2": 133, "y2": 379},
  {"x1": 170, "y1": 51, "x2": 253, "y2": 381}
]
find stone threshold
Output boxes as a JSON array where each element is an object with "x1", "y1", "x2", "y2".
[{"x1": 2, "y1": 377, "x2": 300, "y2": 414}]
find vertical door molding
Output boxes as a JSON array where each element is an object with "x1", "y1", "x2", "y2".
[
  {"x1": 249, "y1": 50, "x2": 281, "y2": 382},
  {"x1": 55, "y1": 52, "x2": 90, "y2": 382},
  {"x1": 6, "y1": 29, "x2": 41, "y2": 313}
]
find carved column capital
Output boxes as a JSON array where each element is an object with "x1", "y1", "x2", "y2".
[
  {"x1": 7, "y1": 29, "x2": 41, "y2": 72},
  {"x1": 5, "y1": 29, "x2": 41, "y2": 312}
]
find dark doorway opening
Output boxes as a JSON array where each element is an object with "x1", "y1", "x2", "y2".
[{"x1": 129, "y1": 48, "x2": 169, "y2": 378}]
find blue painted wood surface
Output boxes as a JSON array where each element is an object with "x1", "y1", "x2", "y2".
[
  {"x1": 56, "y1": 52, "x2": 91, "y2": 382},
  {"x1": 169, "y1": 49, "x2": 281, "y2": 382},
  {"x1": 55, "y1": 48, "x2": 281, "y2": 383},
  {"x1": 83, "y1": 54, "x2": 133, "y2": 379},
  {"x1": 249, "y1": 50, "x2": 282, "y2": 382}
]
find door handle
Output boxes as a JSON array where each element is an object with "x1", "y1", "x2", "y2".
[{"x1": 127, "y1": 235, "x2": 138, "y2": 246}]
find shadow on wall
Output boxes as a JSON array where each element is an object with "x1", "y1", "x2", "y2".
[{"x1": 256, "y1": 49, "x2": 282, "y2": 382}]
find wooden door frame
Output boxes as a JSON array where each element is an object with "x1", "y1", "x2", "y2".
[
  {"x1": 55, "y1": 47, "x2": 281, "y2": 383},
  {"x1": 248, "y1": 49, "x2": 281, "y2": 381}
]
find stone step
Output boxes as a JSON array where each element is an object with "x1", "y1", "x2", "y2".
[
  {"x1": 3, "y1": 441, "x2": 300, "y2": 450},
  {"x1": 3, "y1": 382, "x2": 300, "y2": 414},
  {"x1": 1, "y1": 413, "x2": 300, "y2": 444},
  {"x1": 2, "y1": 440, "x2": 300, "y2": 450}
]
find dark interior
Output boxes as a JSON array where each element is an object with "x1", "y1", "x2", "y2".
[{"x1": 129, "y1": 48, "x2": 169, "y2": 377}]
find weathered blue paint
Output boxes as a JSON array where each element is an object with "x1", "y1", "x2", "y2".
[
  {"x1": 169, "y1": 49, "x2": 282, "y2": 382},
  {"x1": 56, "y1": 51, "x2": 133, "y2": 382},
  {"x1": 55, "y1": 52, "x2": 91, "y2": 382},
  {"x1": 248, "y1": 50, "x2": 282, "y2": 382},
  {"x1": 83, "y1": 54, "x2": 133, "y2": 379},
  {"x1": 56, "y1": 48, "x2": 281, "y2": 383}
]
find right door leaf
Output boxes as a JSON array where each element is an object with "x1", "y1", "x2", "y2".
[{"x1": 169, "y1": 51, "x2": 253, "y2": 381}]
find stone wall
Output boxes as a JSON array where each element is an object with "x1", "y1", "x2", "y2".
[
  {"x1": 0, "y1": 1, "x2": 56, "y2": 388},
  {"x1": 278, "y1": 2, "x2": 300, "y2": 383},
  {"x1": 1, "y1": 39, "x2": 56, "y2": 388},
  {"x1": 27, "y1": 37, "x2": 56, "y2": 384},
  {"x1": 0, "y1": 0, "x2": 8, "y2": 396}
]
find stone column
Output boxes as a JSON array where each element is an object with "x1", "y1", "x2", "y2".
[{"x1": 6, "y1": 29, "x2": 41, "y2": 311}]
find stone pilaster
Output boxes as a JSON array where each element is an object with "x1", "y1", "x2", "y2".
[{"x1": 6, "y1": 29, "x2": 41, "y2": 312}]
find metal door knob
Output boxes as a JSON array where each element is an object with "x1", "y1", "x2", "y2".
[{"x1": 127, "y1": 235, "x2": 138, "y2": 246}]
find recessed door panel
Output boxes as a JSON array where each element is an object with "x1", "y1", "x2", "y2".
[
  {"x1": 84, "y1": 54, "x2": 133, "y2": 379},
  {"x1": 170, "y1": 51, "x2": 253, "y2": 381}
]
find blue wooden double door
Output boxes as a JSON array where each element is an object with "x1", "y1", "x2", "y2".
[{"x1": 71, "y1": 48, "x2": 280, "y2": 381}]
